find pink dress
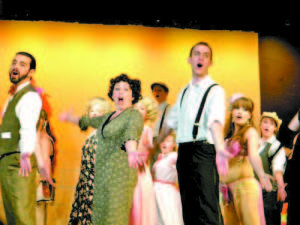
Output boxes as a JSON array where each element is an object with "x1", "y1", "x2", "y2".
[
  {"x1": 152, "y1": 152, "x2": 184, "y2": 225},
  {"x1": 129, "y1": 125, "x2": 156, "y2": 225}
]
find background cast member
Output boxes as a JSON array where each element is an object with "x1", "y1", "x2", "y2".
[
  {"x1": 64, "y1": 97, "x2": 112, "y2": 225},
  {"x1": 278, "y1": 109, "x2": 300, "y2": 225},
  {"x1": 257, "y1": 112, "x2": 286, "y2": 225},
  {"x1": 130, "y1": 96, "x2": 158, "y2": 225},
  {"x1": 36, "y1": 109, "x2": 57, "y2": 225},
  {"x1": 150, "y1": 82, "x2": 170, "y2": 169},
  {"x1": 152, "y1": 132, "x2": 184, "y2": 225}
]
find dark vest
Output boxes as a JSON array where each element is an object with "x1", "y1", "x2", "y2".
[
  {"x1": 255, "y1": 143, "x2": 277, "y2": 189},
  {"x1": 0, "y1": 84, "x2": 40, "y2": 155},
  {"x1": 259, "y1": 143, "x2": 273, "y2": 176}
]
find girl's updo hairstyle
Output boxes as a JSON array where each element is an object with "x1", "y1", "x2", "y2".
[{"x1": 107, "y1": 73, "x2": 142, "y2": 104}]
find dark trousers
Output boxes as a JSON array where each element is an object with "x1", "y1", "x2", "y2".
[
  {"x1": 176, "y1": 142, "x2": 224, "y2": 225},
  {"x1": 287, "y1": 188, "x2": 300, "y2": 225},
  {"x1": 263, "y1": 191, "x2": 282, "y2": 225}
]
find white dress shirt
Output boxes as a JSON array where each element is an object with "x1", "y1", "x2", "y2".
[
  {"x1": 259, "y1": 135, "x2": 286, "y2": 174},
  {"x1": 166, "y1": 75, "x2": 225, "y2": 144},
  {"x1": 2, "y1": 82, "x2": 42, "y2": 154},
  {"x1": 154, "y1": 101, "x2": 169, "y2": 138}
]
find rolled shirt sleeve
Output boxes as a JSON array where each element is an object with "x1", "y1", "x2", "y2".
[
  {"x1": 271, "y1": 146, "x2": 286, "y2": 174},
  {"x1": 165, "y1": 88, "x2": 185, "y2": 131},
  {"x1": 16, "y1": 92, "x2": 42, "y2": 155}
]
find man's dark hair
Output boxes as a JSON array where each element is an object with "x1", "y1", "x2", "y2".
[{"x1": 16, "y1": 52, "x2": 36, "y2": 70}]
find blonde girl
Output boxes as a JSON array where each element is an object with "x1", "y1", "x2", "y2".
[
  {"x1": 130, "y1": 96, "x2": 158, "y2": 225},
  {"x1": 67, "y1": 97, "x2": 112, "y2": 225}
]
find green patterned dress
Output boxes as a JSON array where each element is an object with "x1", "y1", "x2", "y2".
[{"x1": 80, "y1": 107, "x2": 144, "y2": 225}]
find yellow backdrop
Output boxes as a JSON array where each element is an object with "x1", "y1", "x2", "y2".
[{"x1": 0, "y1": 20, "x2": 260, "y2": 224}]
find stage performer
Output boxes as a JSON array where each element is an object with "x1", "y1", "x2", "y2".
[
  {"x1": 157, "y1": 42, "x2": 228, "y2": 225},
  {"x1": 220, "y1": 95, "x2": 272, "y2": 225},
  {"x1": 78, "y1": 74, "x2": 145, "y2": 225},
  {"x1": 0, "y1": 52, "x2": 42, "y2": 225}
]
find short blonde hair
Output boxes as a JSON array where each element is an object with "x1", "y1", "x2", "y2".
[
  {"x1": 84, "y1": 97, "x2": 112, "y2": 117},
  {"x1": 136, "y1": 96, "x2": 158, "y2": 123}
]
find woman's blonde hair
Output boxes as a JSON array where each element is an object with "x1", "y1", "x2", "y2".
[
  {"x1": 136, "y1": 96, "x2": 158, "y2": 123},
  {"x1": 84, "y1": 97, "x2": 112, "y2": 117}
]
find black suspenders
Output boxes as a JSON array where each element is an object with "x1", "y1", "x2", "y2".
[
  {"x1": 180, "y1": 83, "x2": 219, "y2": 141},
  {"x1": 268, "y1": 143, "x2": 284, "y2": 164},
  {"x1": 159, "y1": 104, "x2": 169, "y2": 134}
]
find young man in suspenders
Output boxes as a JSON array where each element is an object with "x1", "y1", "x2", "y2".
[
  {"x1": 157, "y1": 42, "x2": 229, "y2": 225},
  {"x1": 0, "y1": 52, "x2": 42, "y2": 225},
  {"x1": 258, "y1": 112, "x2": 287, "y2": 225}
]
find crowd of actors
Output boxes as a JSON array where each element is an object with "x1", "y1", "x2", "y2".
[{"x1": 0, "y1": 41, "x2": 299, "y2": 225}]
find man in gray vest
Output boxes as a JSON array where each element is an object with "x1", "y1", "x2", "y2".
[
  {"x1": 258, "y1": 112, "x2": 286, "y2": 225},
  {"x1": 0, "y1": 52, "x2": 42, "y2": 225}
]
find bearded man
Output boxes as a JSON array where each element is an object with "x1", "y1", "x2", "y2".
[{"x1": 0, "y1": 52, "x2": 42, "y2": 225}]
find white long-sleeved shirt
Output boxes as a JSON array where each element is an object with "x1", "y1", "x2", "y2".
[
  {"x1": 259, "y1": 135, "x2": 286, "y2": 174},
  {"x1": 2, "y1": 81, "x2": 42, "y2": 154},
  {"x1": 166, "y1": 75, "x2": 225, "y2": 144}
]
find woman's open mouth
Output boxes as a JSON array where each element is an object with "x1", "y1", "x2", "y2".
[{"x1": 118, "y1": 97, "x2": 124, "y2": 104}]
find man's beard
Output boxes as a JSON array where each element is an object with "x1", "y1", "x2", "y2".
[{"x1": 9, "y1": 71, "x2": 29, "y2": 84}]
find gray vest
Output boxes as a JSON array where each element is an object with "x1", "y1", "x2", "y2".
[{"x1": 0, "y1": 84, "x2": 40, "y2": 154}]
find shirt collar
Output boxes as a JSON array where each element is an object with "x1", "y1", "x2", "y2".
[
  {"x1": 15, "y1": 81, "x2": 31, "y2": 94},
  {"x1": 158, "y1": 101, "x2": 167, "y2": 109},
  {"x1": 261, "y1": 135, "x2": 276, "y2": 145},
  {"x1": 189, "y1": 74, "x2": 214, "y2": 88}
]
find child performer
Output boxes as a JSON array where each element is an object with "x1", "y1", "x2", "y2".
[
  {"x1": 258, "y1": 112, "x2": 286, "y2": 225},
  {"x1": 219, "y1": 95, "x2": 272, "y2": 225},
  {"x1": 130, "y1": 96, "x2": 158, "y2": 225},
  {"x1": 152, "y1": 132, "x2": 184, "y2": 225}
]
